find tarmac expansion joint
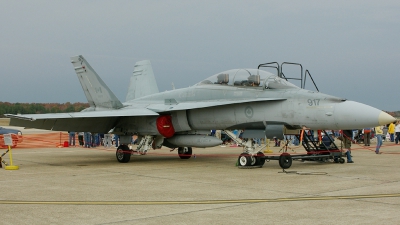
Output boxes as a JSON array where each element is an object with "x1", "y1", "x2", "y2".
[
  {"x1": 279, "y1": 169, "x2": 328, "y2": 175},
  {"x1": 237, "y1": 165, "x2": 263, "y2": 169}
]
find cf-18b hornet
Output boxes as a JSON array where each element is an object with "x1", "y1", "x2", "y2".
[{"x1": 5, "y1": 56, "x2": 395, "y2": 167}]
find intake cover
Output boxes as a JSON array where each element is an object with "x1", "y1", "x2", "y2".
[{"x1": 156, "y1": 115, "x2": 175, "y2": 138}]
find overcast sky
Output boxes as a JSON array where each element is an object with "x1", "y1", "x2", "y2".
[{"x1": 1, "y1": 0, "x2": 399, "y2": 111}]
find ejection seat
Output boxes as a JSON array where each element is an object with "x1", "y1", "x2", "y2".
[
  {"x1": 248, "y1": 75, "x2": 260, "y2": 86},
  {"x1": 234, "y1": 74, "x2": 261, "y2": 86}
]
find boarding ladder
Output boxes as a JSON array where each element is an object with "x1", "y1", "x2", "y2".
[
  {"x1": 258, "y1": 62, "x2": 319, "y2": 91},
  {"x1": 294, "y1": 130, "x2": 341, "y2": 156}
]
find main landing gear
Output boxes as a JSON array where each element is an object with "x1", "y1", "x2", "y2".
[
  {"x1": 115, "y1": 135, "x2": 153, "y2": 163},
  {"x1": 178, "y1": 147, "x2": 192, "y2": 159},
  {"x1": 115, "y1": 135, "x2": 194, "y2": 163},
  {"x1": 116, "y1": 144, "x2": 193, "y2": 163},
  {"x1": 116, "y1": 145, "x2": 131, "y2": 163}
]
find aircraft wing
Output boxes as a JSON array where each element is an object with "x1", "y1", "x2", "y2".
[
  {"x1": 5, "y1": 108, "x2": 158, "y2": 121},
  {"x1": 147, "y1": 97, "x2": 286, "y2": 112},
  {"x1": 5, "y1": 108, "x2": 158, "y2": 133},
  {"x1": 5, "y1": 98, "x2": 285, "y2": 132}
]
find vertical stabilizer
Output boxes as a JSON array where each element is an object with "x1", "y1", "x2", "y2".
[
  {"x1": 126, "y1": 60, "x2": 159, "y2": 101},
  {"x1": 71, "y1": 55, "x2": 123, "y2": 109}
]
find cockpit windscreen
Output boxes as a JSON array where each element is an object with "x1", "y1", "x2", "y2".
[{"x1": 196, "y1": 69, "x2": 300, "y2": 89}]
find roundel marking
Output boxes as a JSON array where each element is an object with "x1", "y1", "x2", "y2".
[{"x1": 244, "y1": 106, "x2": 253, "y2": 118}]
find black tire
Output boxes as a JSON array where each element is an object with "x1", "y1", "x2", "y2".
[
  {"x1": 339, "y1": 158, "x2": 345, "y2": 164},
  {"x1": 256, "y1": 152, "x2": 266, "y2": 166},
  {"x1": 334, "y1": 158, "x2": 339, "y2": 163},
  {"x1": 238, "y1": 153, "x2": 252, "y2": 167},
  {"x1": 250, "y1": 155, "x2": 257, "y2": 166},
  {"x1": 279, "y1": 153, "x2": 292, "y2": 169},
  {"x1": 116, "y1": 145, "x2": 131, "y2": 163},
  {"x1": 178, "y1": 147, "x2": 192, "y2": 159}
]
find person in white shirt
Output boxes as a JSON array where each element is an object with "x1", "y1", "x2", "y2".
[{"x1": 395, "y1": 121, "x2": 400, "y2": 144}]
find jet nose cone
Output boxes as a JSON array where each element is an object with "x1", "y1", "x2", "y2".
[
  {"x1": 379, "y1": 111, "x2": 396, "y2": 125},
  {"x1": 334, "y1": 101, "x2": 395, "y2": 129}
]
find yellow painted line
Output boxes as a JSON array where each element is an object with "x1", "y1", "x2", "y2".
[{"x1": 1, "y1": 193, "x2": 400, "y2": 205}]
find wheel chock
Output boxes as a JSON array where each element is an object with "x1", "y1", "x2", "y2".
[
  {"x1": 264, "y1": 139, "x2": 273, "y2": 153},
  {"x1": 3, "y1": 146, "x2": 19, "y2": 170},
  {"x1": 5, "y1": 165, "x2": 19, "y2": 170}
]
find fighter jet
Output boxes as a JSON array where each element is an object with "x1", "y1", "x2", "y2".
[{"x1": 5, "y1": 56, "x2": 395, "y2": 167}]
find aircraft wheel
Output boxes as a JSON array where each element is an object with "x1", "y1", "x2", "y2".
[
  {"x1": 256, "y1": 152, "x2": 266, "y2": 166},
  {"x1": 116, "y1": 144, "x2": 131, "y2": 163},
  {"x1": 339, "y1": 158, "x2": 345, "y2": 164},
  {"x1": 238, "y1": 153, "x2": 252, "y2": 167},
  {"x1": 178, "y1": 147, "x2": 192, "y2": 159},
  {"x1": 279, "y1": 153, "x2": 292, "y2": 169}
]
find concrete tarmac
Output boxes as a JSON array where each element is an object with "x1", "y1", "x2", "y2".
[{"x1": 1, "y1": 139, "x2": 400, "y2": 224}]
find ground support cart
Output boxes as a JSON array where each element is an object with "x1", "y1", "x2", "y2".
[{"x1": 265, "y1": 130, "x2": 345, "y2": 169}]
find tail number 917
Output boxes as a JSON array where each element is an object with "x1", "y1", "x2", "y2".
[{"x1": 307, "y1": 99, "x2": 320, "y2": 106}]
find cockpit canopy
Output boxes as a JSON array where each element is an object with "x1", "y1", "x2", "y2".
[{"x1": 196, "y1": 69, "x2": 299, "y2": 89}]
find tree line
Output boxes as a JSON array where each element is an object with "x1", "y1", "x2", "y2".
[{"x1": 0, "y1": 102, "x2": 89, "y2": 117}]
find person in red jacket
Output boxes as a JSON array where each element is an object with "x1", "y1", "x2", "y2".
[{"x1": 363, "y1": 128, "x2": 372, "y2": 146}]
